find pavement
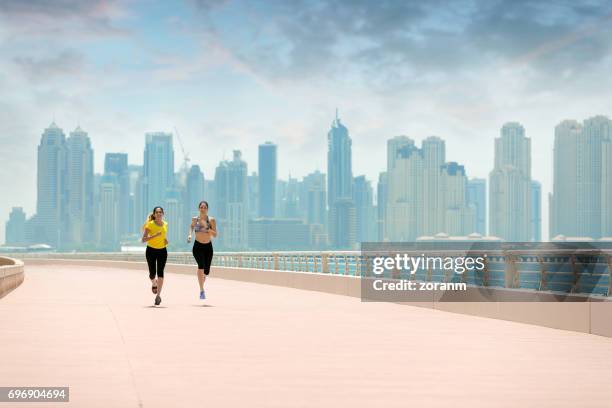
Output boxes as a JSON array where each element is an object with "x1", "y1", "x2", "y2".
[{"x1": 1, "y1": 263, "x2": 612, "y2": 407}]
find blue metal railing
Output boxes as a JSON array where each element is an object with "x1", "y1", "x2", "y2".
[{"x1": 8, "y1": 249, "x2": 612, "y2": 297}]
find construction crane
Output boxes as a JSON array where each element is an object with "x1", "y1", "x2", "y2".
[{"x1": 174, "y1": 126, "x2": 191, "y2": 172}]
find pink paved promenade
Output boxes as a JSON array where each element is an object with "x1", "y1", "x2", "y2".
[{"x1": 1, "y1": 263, "x2": 612, "y2": 407}]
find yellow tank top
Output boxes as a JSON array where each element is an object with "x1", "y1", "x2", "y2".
[{"x1": 145, "y1": 220, "x2": 168, "y2": 249}]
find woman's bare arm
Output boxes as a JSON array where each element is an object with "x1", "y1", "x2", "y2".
[
  {"x1": 188, "y1": 218, "x2": 196, "y2": 242},
  {"x1": 209, "y1": 218, "x2": 218, "y2": 238}
]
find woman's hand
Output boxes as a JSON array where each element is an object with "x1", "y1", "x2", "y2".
[{"x1": 164, "y1": 239, "x2": 168, "y2": 245}]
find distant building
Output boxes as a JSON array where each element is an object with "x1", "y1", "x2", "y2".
[
  {"x1": 376, "y1": 172, "x2": 388, "y2": 241},
  {"x1": 36, "y1": 122, "x2": 68, "y2": 248},
  {"x1": 422, "y1": 136, "x2": 446, "y2": 235},
  {"x1": 440, "y1": 162, "x2": 475, "y2": 236},
  {"x1": 247, "y1": 172, "x2": 259, "y2": 219},
  {"x1": 386, "y1": 140, "x2": 423, "y2": 241},
  {"x1": 353, "y1": 175, "x2": 376, "y2": 242},
  {"x1": 303, "y1": 170, "x2": 327, "y2": 226},
  {"x1": 164, "y1": 189, "x2": 183, "y2": 249},
  {"x1": 248, "y1": 218, "x2": 310, "y2": 250},
  {"x1": 489, "y1": 122, "x2": 531, "y2": 241},
  {"x1": 329, "y1": 198, "x2": 357, "y2": 249},
  {"x1": 531, "y1": 180, "x2": 542, "y2": 242},
  {"x1": 128, "y1": 165, "x2": 145, "y2": 234},
  {"x1": 327, "y1": 112, "x2": 356, "y2": 248},
  {"x1": 282, "y1": 176, "x2": 300, "y2": 219},
  {"x1": 258, "y1": 142, "x2": 277, "y2": 218},
  {"x1": 98, "y1": 174, "x2": 120, "y2": 250},
  {"x1": 551, "y1": 116, "x2": 612, "y2": 239},
  {"x1": 104, "y1": 153, "x2": 129, "y2": 238},
  {"x1": 215, "y1": 150, "x2": 248, "y2": 250},
  {"x1": 65, "y1": 127, "x2": 94, "y2": 246},
  {"x1": 143, "y1": 132, "x2": 174, "y2": 211},
  {"x1": 185, "y1": 165, "x2": 205, "y2": 219},
  {"x1": 467, "y1": 178, "x2": 486, "y2": 235},
  {"x1": 5, "y1": 207, "x2": 26, "y2": 246}
]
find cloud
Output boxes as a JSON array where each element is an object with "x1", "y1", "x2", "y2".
[
  {"x1": 0, "y1": 0, "x2": 129, "y2": 37},
  {"x1": 191, "y1": 0, "x2": 612, "y2": 92},
  {"x1": 13, "y1": 50, "x2": 86, "y2": 82}
]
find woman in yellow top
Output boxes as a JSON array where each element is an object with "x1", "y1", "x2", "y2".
[{"x1": 141, "y1": 206, "x2": 168, "y2": 306}]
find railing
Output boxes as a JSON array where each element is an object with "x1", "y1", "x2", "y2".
[{"x1": 9, "y1": 249, "x2": 612, "y2": 297}]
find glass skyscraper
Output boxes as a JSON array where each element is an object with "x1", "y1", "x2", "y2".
[
  {"x1": 36, "y1": 122, "x2": 68, "y2": 248},
  {"x1": 5, "y1": 207, "x2": 26, "y2": 246},
  {"x1": 66, "y1": 126, "x2": 94, "y2": 246},
  {"x1": 467, "y1": 178, "x2": 486, "y2": 235},
  {"x1": 104, "y1": 153, "x2": 129, "y2": 239},
  {"x1": 489, "y1": 122, "x2": 531, "y2": 241},
  {"x1": 550, "y1": 116, "x2": 612, "y2": 239},
  {"x1": 531, "y1": 180, "x2": 542, "y2": 242},
  {"x1": 143, "y1": 132, "x2": 174, "y2": 213},
  {"x1": 258, "y1": 142, "x2": 277, "y2": 218},
  {"x1": 327, "y1": 112, "x2": 355, "y2": 248},
  {"x1": 215, "y1": 150, "x2": 248, "y2": 250}
]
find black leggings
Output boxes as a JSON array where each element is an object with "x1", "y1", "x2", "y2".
[
  {"x1": 146, "y1": 246, "x2": 167, "y2": 279},
  {"x1": 192, "y1": 241, "x2": 213, "y2": 275}
]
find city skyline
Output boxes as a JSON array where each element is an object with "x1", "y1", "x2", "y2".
[
  {"x1": 3, "y1": 1, "x2": 612, "y2": 243},
  {"x1": 11, "y1": 113, "x2": 612, "y2": 242}
]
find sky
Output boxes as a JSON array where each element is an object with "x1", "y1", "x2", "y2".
[{"x1": 2, "y1": 0, "x2": 612, "y2": 243}]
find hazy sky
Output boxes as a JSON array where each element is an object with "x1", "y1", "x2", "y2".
[{"x1": 2, "y1": 0, "x2": 612, "y2": 243}]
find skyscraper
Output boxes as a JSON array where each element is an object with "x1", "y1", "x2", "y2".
[
  {"x1": 327, "y1": 112, "x2": 353, "y2": 207},
  {"x1": 327, "y1": 112, "x2": 356, "y2": 248},
  {"x1": 440, "y1": 162, "x2": 475, "y2": 236},
  {"x1": 531, "y1": 180, "x2": 542, "y2": 242},
  {"x1": 329, "y1": 198, "x2": 357, "y2": 249},
  {"x1": 185, "y1": 165, "x2": 205, "y2": 219},
  {"x1": 550, "y1": 116, "x2": 612, "y2": 239},
  {"x1": 36, "y1": 122, "x2": 68, "y2": 248},
  {"x1": 303, "y1": 171, "x2": 327, "y2": 226},
  {"x1": 550, "y1": 120, "x2": 581, "y2": 238},
  {"x1": 5, "y1": 207, "x2": 26, "y2": 246},
  {"x1": 387, "y1": 136, "x2": 414, "y2": 173},
  {"x1": 467, "y1": 178, "x2": 486, "y2": 235},
  {"x1": 215, "y1": 150, "x2": 248, "y2": 249},
  {"x1": 164, "y1": 188, "x2": 183, "y2": 248},
  {"x1": 65, "y1": 127, "x2": 94, "y2": 246},
  {"x1": 143, "y1": 132, "x2": 174, "y2": 212},
  {"x1": 104, "y1": 153, "x2": 129, "y2": 238},
  {"x1": 377, "y1": 172, "x2": 388, "y2": 241},
  {"x1": 128, "y1": 165, "x2": 145, "y2": 234},
  {"x1": 282, "y1": 176, "x2": 300, "y2": 219},
  {"x1": 353, "y1": 175, "x2": 376, "y2": 242},
  {"x1": 248, "y1": 172, "x2": 259, "y2": 219},
  {"x1": 603, "y1": 132, "x2": 612, "y2": 237},
  {"x1": 489, "y1": 122, "x2": 531, "y2": 241},
  {"x1": 422, "y1": 136, "x2": 446, "y2": 235},
  {"x1": 386, "y1": 141, "x2": 423, "y2": 241},
  {"x1": 577, "y1": 116, "x2": 610, "y2": 238},
  {"x1": 258, "y1": 142, "x2": 276, "y2": 218},
  {"x1": 98, "y1": 174, "x2": 120, "y2": 250}
]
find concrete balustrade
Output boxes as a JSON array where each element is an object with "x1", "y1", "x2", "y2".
[{"x1": 0, "y1": 256, "x2": 24, "y2": 299}]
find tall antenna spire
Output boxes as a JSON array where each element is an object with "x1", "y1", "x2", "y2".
[{"x1": 335, "y1": 108, "x2": 339, "y2": 121}]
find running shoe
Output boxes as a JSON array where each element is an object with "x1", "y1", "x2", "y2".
[
  {"x1": 200, "y1": 290, "x2": 206, "y2": 300},
  {"x1": 155, "y1": 294, "x2": 161, "y2": 305}
]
